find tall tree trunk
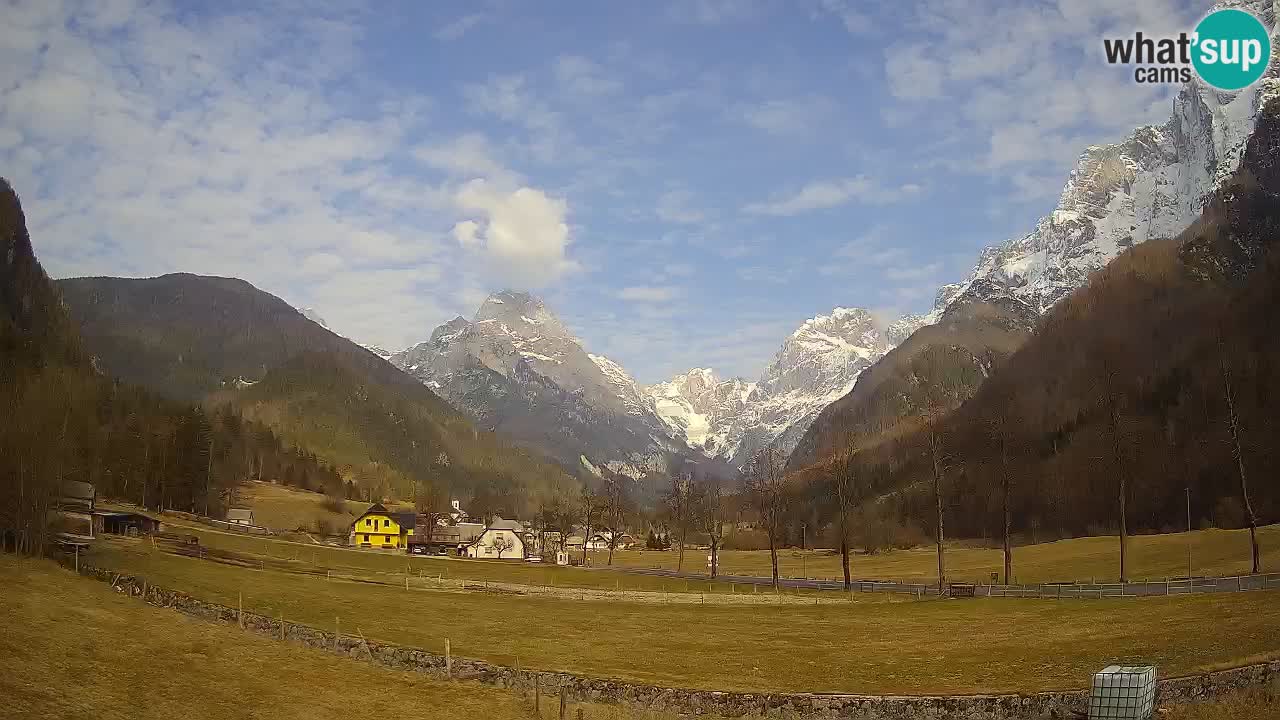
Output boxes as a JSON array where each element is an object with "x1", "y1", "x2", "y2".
[
  {"x1": 1220, "y1": 347, "x2": 1261, "y2": 574},
  {"x1": 1107, "y1": 398, "x2": 1129, "y2": 582},
  {"x1": 677, "y1": 522, "x2": 686, "y2": 574},
  {"x1": 839, "y1": 504, "x2": 851, "y2": 591},
  {"x1": 1001, "y1": 440, "x2": 1012, "y2": 585},
  {"x1": 930, "y1": 429, "x2": 946, "y2": 594},
  {"x1": 205, "y1": 434, "x2": 214, "y2": 518},
  {"x1": 709, "y1": 539, "x2": 719, "y2": 579},
  {"x1": 768, "y1": 529, "x2": 779, "y2": 589}
]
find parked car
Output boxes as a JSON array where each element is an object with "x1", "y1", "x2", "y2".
[{"x1": 525, "y1": 555, "x2": 543, "y2": 563}]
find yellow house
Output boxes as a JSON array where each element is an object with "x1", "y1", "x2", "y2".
[{"x1": 349, "y1": 504, "x2": 417, "y2": 549}]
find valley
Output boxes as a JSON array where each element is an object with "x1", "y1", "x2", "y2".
[{"x1": 5, "y1": 1, "x2": 1280, "y2": 718}]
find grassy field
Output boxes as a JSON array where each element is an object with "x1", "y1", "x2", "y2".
[
  {"x1": 601, "y1": 525, "x2": 1280, "y2": 584},
  {"x1": 150, "y1": 505, "x2": 1279, "y2": 600},
  {"x1": 228, "y1": 481, "x2": 411, "y2": 534},
  {"x1": 6, "y1": 554, "x2": 1275, "y2": 719},
  {"x1": 84, "y1": 537, "x2": 1280, "y2": 696},
  {"x1": 0, "y1": 555, "x2": 649, "y2": 720},
  {"x1": 149, "y1": 514, "x2": 765, "y2": 596},
  {"x1": 201, "y1": 482, "x2": 1277, "y2": 585}
]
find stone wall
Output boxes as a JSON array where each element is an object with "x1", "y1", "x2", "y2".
[{"x1": 75, "y1": 563, "x2": 1277, "y2": 720}]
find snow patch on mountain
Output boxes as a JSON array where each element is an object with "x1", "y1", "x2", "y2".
[{"x1": 926, "y1": 22, "x2": 1280, "y2": 322}]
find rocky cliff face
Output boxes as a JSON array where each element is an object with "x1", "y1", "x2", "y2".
[
  {"x1": 390, "y1": 291, "x2": 690, "y2": 481},
  {"x1": 929, "y1": 36, "x2": 1280, "y2": 319}
]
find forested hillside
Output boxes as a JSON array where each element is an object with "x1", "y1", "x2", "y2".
[
  {"x1": 788, "y1": 293, "x2": 1036, "y2": 469},
  {"x1": 221, "y1": 351, "x2": 577, "y2": 515},
  {"x1": 0, "y1": 178, "x2": 347, "y2": 553},
  {"x1": 795, "y1": 99, "x2": 1280, "y2": 550},
  {"x1": 56, "y1": 272, "x2": 578, "y2": 511}
]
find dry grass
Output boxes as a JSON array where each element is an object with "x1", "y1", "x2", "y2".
[
  {"x1": 603, "y1": 525, "x2": 1280, "y2": 584},
  {"x1": 149, "y1": 514, "x2": 764, "y2": 595},
  {"x1": 85, "y1": 537, "x2": 1280, "y2": 696},
  {"x1": 229, "y1": 481, "x2": 410, "y2": 534},
  {"x1": 1163, "y1": 688, "x2": 1280, "y2": 719},
  {"x1": 0, "y1": 554, "x2": 663, "y2": 720}
]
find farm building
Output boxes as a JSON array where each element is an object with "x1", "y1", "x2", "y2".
[
  {"x1": 465, "y1": 518, "x2": 526, "y2": 559},
  {"x1": 92, "y1": 511, "x2": 163, "y2": 536},
  {"x1": 349, "y1": 504, "x2": 416, "y2": 549},
  {"x1": 225, "y1": 508, "x2": 254, "y2": 526},
  {"x1": 59, "y1": 481, "x2": 96, "y2": 512},
  {"x1": 408, "y1": 525, "x2": 460, "y2": 555}
]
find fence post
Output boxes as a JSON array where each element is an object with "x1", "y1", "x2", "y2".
[
  {"x1": 535, "y1": 674, "x2": 541, "y2": 713},
  {"x1": 559, "y1": 683, "x2": 568, "y2": 719},
  {"x1": 334, "y1": 616, "x2": 340, "y2": 651},
  {"x1": 445, "y1": 638, "x2": 452, "y2": 679},
  {"x1": 238, "y1": 592, "x2": 244, "y2": 629}
]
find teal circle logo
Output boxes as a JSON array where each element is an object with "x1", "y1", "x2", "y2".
[{"x1": 1191, "y1": 9, "x2": 1271, "y2": 91}]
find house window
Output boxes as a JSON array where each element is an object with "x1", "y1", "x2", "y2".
[{"x1": 383, "y1": 519, "x2": 389, "y2": 528}]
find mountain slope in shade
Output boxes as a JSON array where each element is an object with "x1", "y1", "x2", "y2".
[
  {"x1": 390, "y1": 291, "x2": 713, "y2": 488},
  {"x1": 806, "y1": 98, "x2": 1280, "y2": 538},
  {"x1": 56, "y1": 274, "x2": 576, "y2": 505}
]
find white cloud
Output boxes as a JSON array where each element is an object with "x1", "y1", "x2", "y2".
[
  {"x1": 666, "y1": 0, "x2": 762, "y2": 25},
  {"x1": 554, "y1": 55, "x2": 622, "y2": 98},
  {"x1": 655, "y1": 189, "x2": 706, "y2": 224},
  {"x1": 0, "y1": 1, "x2": 465, "y2": 352},
  {"x1": 814, "y1": 0, "x2": 872, "y2": 35},
  {"x1": 435, "y1": 13, "x2": 487, "y2": 41},
  {"x1": 616, "y1": 285, "x2": 681, "y2": 302},
  {"x1": 413, "y1": 133, "x2": 514, "y2": 182},
  {"x1": 452, "y1": 179, "x2": 580, "y2": 287},
  {"x1": 739, "y1": 96, "x2": 835, "y2": 135},
  {"x1": 743, "y1": 176, "x2": 921, "y2": 216},
  {"x1": 884, "y1": 43, "x2": 945, "y2": 100}
]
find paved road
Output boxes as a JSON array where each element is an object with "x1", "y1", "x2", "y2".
[{"x1": 620, "y1": 566, "x2": 1280, "y2": 599}]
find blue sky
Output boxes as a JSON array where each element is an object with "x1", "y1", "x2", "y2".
[{"x1": 2, "y1": 0, "x2": 1203, "y2": 382}]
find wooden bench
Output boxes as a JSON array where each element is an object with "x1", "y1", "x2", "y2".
[{"x1": 949, "y1": 582, "x2": 976, "y2": 598}]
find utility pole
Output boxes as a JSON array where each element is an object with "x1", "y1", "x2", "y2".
[
  {"x1": 1186, "y1": 487, "x2": 1193, "y2": 580},
  {"x1": 801, "y1": 523, "x2": 807, "y2": 579}
]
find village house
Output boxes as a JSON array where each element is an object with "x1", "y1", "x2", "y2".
[
  {"x1": 586, "y1": 530, "x2": 637, "y2": 551},
  {"x1": 349, "y1": 503, "x2": 416, "y2": 549},
  {"x1": 465, "y1": 518, "x2": 526, "y2": 559}
]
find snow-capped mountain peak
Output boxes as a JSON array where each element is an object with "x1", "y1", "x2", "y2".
[
  {"x1": 645, "y1": 305, "x2": 888, "y2": 466},
  {"x1": 389, "y1": 291, "x2": 692, "y2": 481}
]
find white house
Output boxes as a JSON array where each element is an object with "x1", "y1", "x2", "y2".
[
  {"x1": 465, "y1": 518, "x2": 526, "y2": 559},
  {"x1": 585, "y1": 530, "x2": 636, "y2": 551}
]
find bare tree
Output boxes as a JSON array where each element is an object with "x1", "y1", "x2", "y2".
[
  {"x1": 1098, "y1": 351, "x2": 1131, "y2": 583},
  {"x1": 492, "y1": 534, "x2": 512, "y2": 559},
  {"x1": 745, "y1": 446, "x2": 789, "y2": 589},
  {"x1": 697, "y1": 475, "x2": 727, "y2": 579},
  {"x1": 665, "y1": 472, "x2": 693, "y2": 573},
  {"x1": 830, "y1": 445, "x2": 859, "y2": 591},
  {"x1": 926, "y1": 415, "x2": 949, "y2": 593},
  {"x1": 415, "y1": 479, "x2": 446, "y2": 546},
  {"x1": 603, "y1": 479, "x2": 631, "y2": 566},
  {"x1": 983, "y1": 390, "x2": 1021, "y2": 585},
  {"x1": 579, "y1": 489, "x2": 597, "y2": 566},
  {"x1": 1219, "y1": 339, "x2": 1261, "y2": 574}
]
